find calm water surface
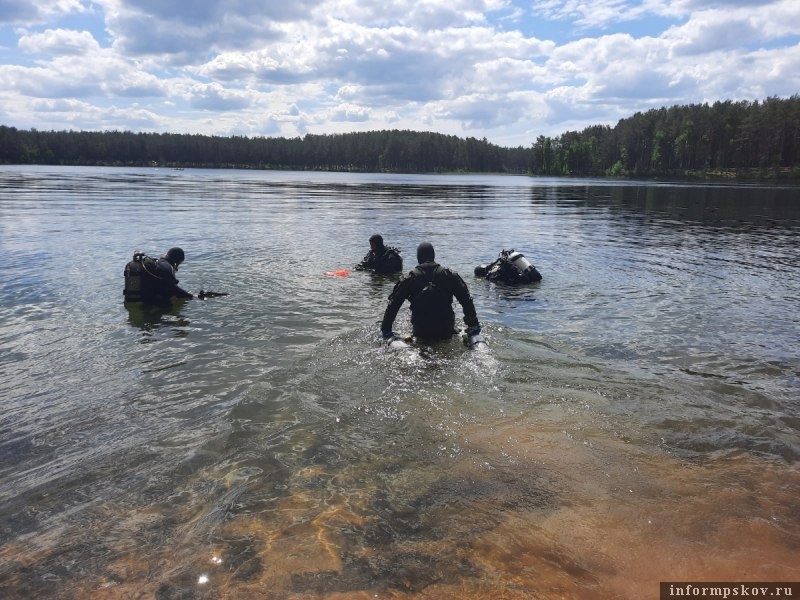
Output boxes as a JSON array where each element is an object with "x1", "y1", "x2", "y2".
[{"x1": 1, "y1": 166, "x2": 799, "y2": 599}]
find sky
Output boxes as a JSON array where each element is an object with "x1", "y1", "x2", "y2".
[{"x1": 0, "y1": 0, "x2": 798, "y2": 147}]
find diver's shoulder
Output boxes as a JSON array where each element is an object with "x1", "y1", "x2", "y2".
[{"x1": 439, "y1": 265, "x2": 459, "y2": 277}]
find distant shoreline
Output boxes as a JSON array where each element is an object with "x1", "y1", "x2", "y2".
[
  {"x1": 3, "y1": 161, "x2": 798, "y2": 182},
  {"x1": 3, "y1": 98, "x2": 800, "y2": 179}
]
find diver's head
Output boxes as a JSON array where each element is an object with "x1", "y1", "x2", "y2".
[
  {"x1": 369, "y1": 233, "x2": 384, "y2": 252},
  {"x1": 417, "y1": 242, "x2": 435, "y2": 263},
  {"x1": 474, "y1": 265, "x2": 488, "y2": 277},
  {"x1": 164, "y1": 247, "x2": 185, "y2": 269}
]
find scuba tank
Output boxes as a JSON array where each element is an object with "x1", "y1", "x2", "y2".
[
  {"x1": 507, "y1": 250, "x2": 535, "y2": 275},
  {"x1": 506, "y1": 250, "x2": 542, "y2": 282},
  {"x1": 386, "y1": 334, "x2": 412, "y2": 350},
  {"x1": 123, "y1": 251, "x2": 147, "y2": 301},
  {"x1": 462, "y1": 331, "x2": 488, "y2": 348}
]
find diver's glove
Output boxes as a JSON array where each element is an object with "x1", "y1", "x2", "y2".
[
  {"x1": 382, "y1": 329, "x2": 398, "y2": 340},
  {"x1": 466, "y1": 324, "x2": 481, "y2": 336}
]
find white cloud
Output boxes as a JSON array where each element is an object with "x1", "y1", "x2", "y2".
[
  {"x1": 306, "y1": 0, "x2": 508, "y2": 29},
  {"x1": 664, "y1": 1, "x2": 800, "y2": 56},
  {"x1": 0, "y1": 47, "x2": 169, "y2": 100},
  {"x1": 194, "y1": 46, "x2": 314, "y2": 84},
  {"x1": 181, "y1": 82, "x2": 255, "y2": 111},
  {"x1": 529, "y1": 0, "x2": 783, "y2": 30},
  {"x1": 0, "y1": 92, "x2": 162, "y2": 130},
  {"x1": 335, "y1": 85, "x2": 364, "y2": 101},
  {"x1": 18, "y1": 28, "x2": 101, "y2": 55},
  {"x1": 329, "y1": 103, "x2": 372, "y2": 122},
  {"x1": 0, "y1": 62, "x2": 102, "y2": 98},
  {"x1": 113, "y1": 71, "x2": 168, "y2": 98},
  {"x1": 531, "y1": 0, "x2": 649, "y2": 29},
  {"x1": 95, "y1": 0, "x2": 316, "y2": 61},
  {"x1": 384, "y1": 109, "x2": 401, "y2": 123},
  {"x1": 0, "y1": 0, "x2": 86, "y2": 25},
  {"x1": 429, "y1": 91, "x2": 546, "y2": 130},
  {"x1": 194, "y1": 22, "x2": 552, "y2": 109}
]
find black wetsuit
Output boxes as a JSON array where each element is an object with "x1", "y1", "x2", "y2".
[
  {"x1": 381, "y1": 261, "x2": 479, "y2": 341},
  {"x1": 124, "y1": 256, "x2": 193, "y2": 305},
  {"x1": 355, "y1": 246, "x2": 403, "y2": 274}
]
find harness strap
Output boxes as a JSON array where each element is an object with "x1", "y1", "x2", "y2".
[{"x1": 141, "y1": 257, "x2": 165, "y2": 279}]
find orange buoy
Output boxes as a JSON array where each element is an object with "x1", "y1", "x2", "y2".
[{"x1": 324, "y1": 269, "x2": 351, "y2": 278}]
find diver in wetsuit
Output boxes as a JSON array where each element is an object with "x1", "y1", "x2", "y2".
[
  {"x1": 355, "y1": 234, "x2": 403, "y2": 274},
  {"x1": 474, "y1": 249, "x2": 542, "y2": 284},
  {"x1": 381, "y1": 242, "x2": 480, "y2": 342},
  {"x1": 123, "y1": 247, "x2": 194, "y2": 305}
]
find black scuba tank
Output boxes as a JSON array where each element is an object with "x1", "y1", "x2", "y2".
[{"x1": 123, "y1": 251, "x2": 147, "y2": 301}]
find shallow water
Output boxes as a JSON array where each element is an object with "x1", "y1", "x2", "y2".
[{"x1": 0, "y1": 166, "x2": 798, "y2": 599}]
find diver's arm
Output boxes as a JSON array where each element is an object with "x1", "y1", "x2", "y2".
[
  {"x1": 172, "y1": 285, "x2": 194, "y2": 299},
  {"x1": 157, "y1": 260, "x2": 193, "y2": 299},
  {"x1": 451, "y1": 272, "x2": 479, "y2": 328},
  {"x1": 380, "y1": 278, "x2": 410, "y2": 332},
  {"x1": 354, "y1": 251, "x2": 373, "y2": 271}
]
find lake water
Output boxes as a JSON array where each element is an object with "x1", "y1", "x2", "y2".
[{"x1": 1, "y1": 165, "x2": 798, "y2": 599}]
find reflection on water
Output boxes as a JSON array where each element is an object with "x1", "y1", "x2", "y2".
[
  {"x1": 1, "y1": 167, "x2": 799, "y2": 598},
  {"x1": 124, "y1": 300, "x2": 193, "y2": 342}
]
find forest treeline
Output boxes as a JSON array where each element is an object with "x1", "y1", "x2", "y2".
[
  {"x1": 1, "y1": 96, "x2": 798, "y2": 178},
  {"x1": 533, "y1": 96, "x2": 800, "y2": 178}
]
